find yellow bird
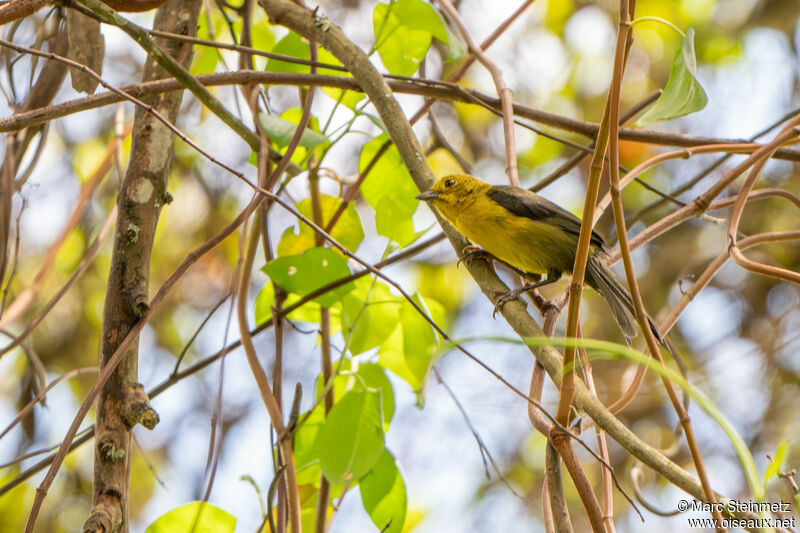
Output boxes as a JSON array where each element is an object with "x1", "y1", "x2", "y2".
[{"x1": 417, "y1": 173, "x2": 660, "y2": 341}]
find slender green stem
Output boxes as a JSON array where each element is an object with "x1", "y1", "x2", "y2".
[{"x1": 630, "y1": 16, "x2": 685, "y2": 38}]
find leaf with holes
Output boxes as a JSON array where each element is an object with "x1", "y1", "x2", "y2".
[{"x1": 262, "y1": 247, "x2": 354, "y2": 307}]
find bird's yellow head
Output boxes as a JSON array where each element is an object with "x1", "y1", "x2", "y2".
[{"x1": 416, "y1": 174, "x2": 488, "y2": 221}]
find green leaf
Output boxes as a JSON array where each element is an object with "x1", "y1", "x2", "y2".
[
  {"x1": 360, "y1": 450, "x2": 407, "y2": 533},
  {"x1": 191, "y1": 46, "x2": 219, "y2": 75},
  {"x1": 266, "y1": 32, "x2": 342, "y2": 76},
  {"x1": 266, "y1": 32, "x2": 364, "y2": 108},
  {"x1": 277, "y1": 194, "x2": 364, "y2": 256},
  {"x1": 764, "y1": 440, "x2": 789, "y2": 483},
  {"x1": 358, "y1": 362, "x2": 396, "y2": 426},
  {"x1": 298, "y1": 195, "x2": 364, "y2": 252},
  {"x1": 637, "y1": 28, "x2": 708, "y2": 126},
  {"x1": 359, "y1": 136, "x2": 420, "y2": 215},
  {"x1": 378, "y1": 293, "x2": 444, "y2": 401},
  {"x1": 263, "y1": 248, "x2": 354, "y2": 307},
  {"x1": 191, "y1": 12, "x2": 224, "y2": 75},
  {"x1": 373, "y1": 0, "x2": 450, "y2": 76},
  {"x1": 276, "y1": 225, "x2": 316, "y2": 257},
  {"x1": 400, "y1": 294, "x2": 442, "y2": 387},
  {"x1": 342, "y1": 278, "x2": 401, "y2": 355},
  {"x1": 254, "y1": 281, "x2": 342, "y2": 331},
  {"x1": 257, "y1": 113, "x2": 328, "y2": 149},
  {"x1": 294, "y1": 407, "x2": 325, "y2": 485},
  {"x1": 376, "y1": 196, "x2": 417, "y2": 246},
  {"x1": 145, "y1": 502, "x2": 236, "y2": 533},
  {"x1": 318, "y1": 389, "x2": 385, "y2": 483}
]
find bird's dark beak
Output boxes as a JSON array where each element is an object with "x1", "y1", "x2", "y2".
[{"x1": 416, "y1": 190, "x2": 439, "y2": 202}]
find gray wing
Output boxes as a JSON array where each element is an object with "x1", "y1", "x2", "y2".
[{"x1": 487, "y1": 186, "x2": 607, "y2": 250}]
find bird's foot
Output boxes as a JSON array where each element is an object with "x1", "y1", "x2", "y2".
[
  {"x1": 491, "y1": 278, "x2": 558, "y2": 319},
  {"x1": 491, "y1": 286, "x2": 529, "y2": 318},
  {"x1": 458, "y1": 245, "x2": 495, "y2": 269}
]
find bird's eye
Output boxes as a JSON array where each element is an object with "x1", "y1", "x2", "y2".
[{"x1": 445, "y1": 178, "x2": 455, "y2": 188}]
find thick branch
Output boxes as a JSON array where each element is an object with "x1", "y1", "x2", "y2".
[{"x1": 84, "y1": 2, "x2": 201, "y2": 532}]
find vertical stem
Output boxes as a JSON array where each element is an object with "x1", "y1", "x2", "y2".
[
  {"x1": 545, "y1": 441, "x2": 573, "y2": 533},
  {"x1": 309, "y1": 145, "x2": 334, "y2": 533},
  {"x1": 84, "y1": 3, "x2": 202, "y2": 532},
  {"x1": 576, "y1": 331, "x2": 615, "y2": 533},
  {"x1": 556, "y1": 0, "x2": 632, "y2": 429}
]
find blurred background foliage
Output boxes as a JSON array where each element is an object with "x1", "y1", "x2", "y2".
[{"x1": 1, "y1": 0, "x2": 800, "y2": 531}]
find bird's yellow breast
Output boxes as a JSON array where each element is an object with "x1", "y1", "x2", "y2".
[{"x1": 452, "y1": 201, "x2": 578, "y2": 276}]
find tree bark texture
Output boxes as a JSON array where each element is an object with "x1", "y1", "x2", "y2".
[{"x1": 84, "y1": 2, "x2": 201, "y2": 532}]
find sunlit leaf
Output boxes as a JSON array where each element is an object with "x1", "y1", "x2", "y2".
[
  {"x1": 544, "y1": 0, "x2": 574, "y2": 35},
  {"x1": 637, "y1": 28, "x2": 708, "y2": 126},
  {"x1": 360, "y1": 450, "x2": 407, "y2": 533},
  {"x1": 375, "y1": 196, "x2": 417, "y2": 246},
  {"x1": 145, "y1": 502, "x2": 235, "y2": 533},
  {"x1": 294, "y1": 407, "x2": 325, "y2": 485},
  {"x1": 373, "y1": 0, "x2": 450, "y2": 76},
  {"x1": 415, "y1": 262, "x2": 470, "y2": 311},
  {"x1": 263, "y1": 247, "x2": 354, "y2": 307},
  {"x1": 0, "y1": 472, "x2": 33, "y2": 530},
  {"x1": 72, "y1": 138, "x2": 107, "y2": 182},
  {"x1": 358, "y1": 362, "x2": 396, "y2": 426},
  {"x1": 519, "y1": 133, "x2": 564, "y2": 168},
  {"x1": 342, "y1": 278, "x2": 401, "y2": 355},
  {"x1": 266, "y1": 31, "x2": 346, "y2": 76},
  {"x1": 359, "y1": 135, "x2": 420, "y2": 215},
  {"x1": 318, "y1": 389, "x2": 385, "y2": 483},
  {"x1": 400, "y1": 293, "x2": 442, "y2": 389},
  {"x1": 191, "y1": 45, "x2": 219, "y2": 75},
  {"x1": 378, "y1": 293, "x2": 444, "y2": 402},
  {"x1": 764, "y1": 439, "x2": 789, "y2": 483},
  {"x1": 254, "y1": 282, "x2": 342, "y2": 332},
  {"x1": 276, "y1": 225, "x2": 317, "y2": 257},
  {"x1": 266, "y1": 32, "x2": 364, "y2": 108},
  {"x1": 277, "y1": 194, "x2": 364, "y2": 256},
  {"x1": 427, "y1": 147, "x2": 464, "y2": 177}
]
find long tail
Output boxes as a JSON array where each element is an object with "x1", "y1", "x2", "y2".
[{"x1": 586, "y1": 257, "x2": 663, "y2": 343}]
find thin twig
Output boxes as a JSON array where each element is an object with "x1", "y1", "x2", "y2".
[{"x1": 435, "y1": 0, "x2": 518, "y2": 185}]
